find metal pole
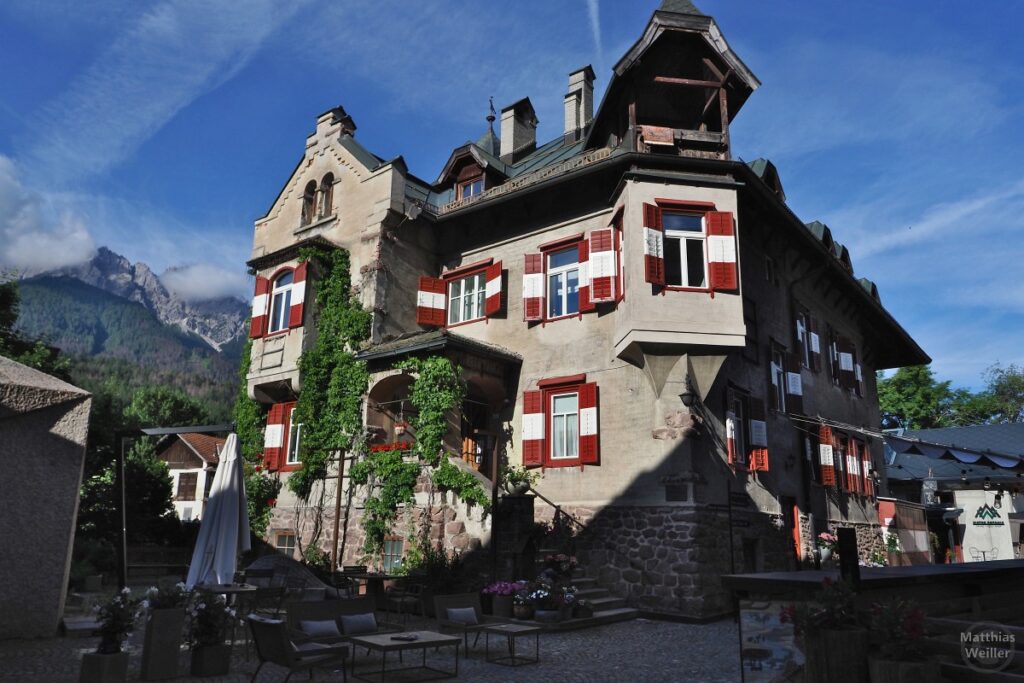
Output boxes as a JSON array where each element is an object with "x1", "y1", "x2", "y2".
[
  {"x1": 114, "y1": 431, "x2": 129, "y2": 590},
  {"x1": 331, "y1": 450, "x2": 346, "y2": 574},
  {"x1": 489, "y1": 435, "x2": 500, "y2": 580}
]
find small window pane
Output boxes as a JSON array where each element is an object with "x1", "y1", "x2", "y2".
[
  {"x1": 664, "y1": 237, "x2": 682, "y2": 286},
  {"x1": 663, "y1": 213, "x2": 703, "y2": 232},
  {"x1": 553, "y1": 416, "x2": 565, "y2": 458},
  {"x1": 566, "y1": 414, "x2": 578, "y2": 456},
  {"x1": 566, "y1": 270, "x2": 579, "y2": 314},
  {"x1": 549, "y1": 273, "x2": 563, "y2": 317},
  {"x1": 553, "y1": 394, "x2": 577, "y2": 413},
  {"x1": 276, "y1": 272, "x2": 294, "y2": 287},
  {"x1": 548, "y1": 247, "x2": 577, "y2": 270},
  {"x1": 686, "y1": 239, "x2": 705, "y2": 287}
]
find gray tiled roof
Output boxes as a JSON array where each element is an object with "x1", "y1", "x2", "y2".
[
  {"x1": 887, "y1": 424, "x2": 1024, "y2": 481},
  {"x1": 659, "y1": 0, "x2": 706, "y2": 16}
]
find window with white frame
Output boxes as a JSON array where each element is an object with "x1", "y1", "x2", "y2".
[
  {"x1": 286, "y1": 421, "x2": 302, "y2": 465},
  {"x1": 795, "y1": 311, "x2": 811, "y2": 369},
  {"x1": 458, "y1": 177, "x2": 483, "y2": 200},
  {"x1": 727, "y1": 389, "x2": 748, "y2": 465},
  {"x1": 547, "y1": 247, "x2": 580, "y2": 318},
  {"x1": 770, "y1": 346, "x2": 786, "y2": 412},
  {"x1": 663, "y1": 212, "x2": 707, "y2": 288},
  {"x1": 275, "y1": 533, "x2": 296, "y2": 558},
  {"x1": 550, "y1": 392, "x2": 579, "y2": 459},
  {"x1": 447, "y1": 272, "x2": 486, "y2": 325},
  {"x1": 269, "y1": 271, "x2": 294, "y2": 333}
]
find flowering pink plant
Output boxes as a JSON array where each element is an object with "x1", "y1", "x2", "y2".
[{"x1": 817, "y1": 532, "x2": 838, "y2": 552}]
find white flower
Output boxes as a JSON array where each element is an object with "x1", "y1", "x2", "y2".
[{"x1": 121, "y1": 587, "x2": 131, "y2": 595}]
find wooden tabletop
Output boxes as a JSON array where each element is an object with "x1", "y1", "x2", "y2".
[
  {"x1": 195, "y1": 583, "x2": 258, "y2": 594},
  {"x1": 347, "y1": 630, "x2": 461, "y2": 651},
  {"x1": 482, "y1": 623, "x2": 542, "y2": 635}
]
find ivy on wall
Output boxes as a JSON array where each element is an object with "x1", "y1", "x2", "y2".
[
  {"x1": 233, "y1": 337, "x2": 280, "y2": 538},
  {"x1": 350, "y1": 356, "x2": 490, "y2": 554},
  {"x1": 288, "y1": 246, "x2": 372, "y2": 501}
]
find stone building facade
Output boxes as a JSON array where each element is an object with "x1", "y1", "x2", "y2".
[{"x1": 244, "y1": 0, "x2": 927, "y2": 618}]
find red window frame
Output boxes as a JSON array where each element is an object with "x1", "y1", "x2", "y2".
[
  {"x1": 267, "y1": 401, "x2": 302, "y2": 473},
  {"x1": 532, "y1": 375, "x2": 598, "y2": 469},
  {"x1": 654, "y1": 199, "x2": 718, "y2": 293}
]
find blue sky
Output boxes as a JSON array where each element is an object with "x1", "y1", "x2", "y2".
[{"x1": 0, "y1": 0, "x2": 1021, "y2": 389}]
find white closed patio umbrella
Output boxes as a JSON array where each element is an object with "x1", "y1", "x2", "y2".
[{"x1": 186, "y1": 433, "x2": 251, "y2": 588}]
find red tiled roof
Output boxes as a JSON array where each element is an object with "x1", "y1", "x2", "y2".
[{"x1": 178, "y1": 433, "x2": 225, "y2": 464}]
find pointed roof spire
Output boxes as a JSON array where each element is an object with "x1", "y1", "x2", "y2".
[
  {"x1": 476, "y1": 96, "x2": 501, "y2": 157},
  {"x1": 658, "y1": 0, "x2": 706, "y2": 16},
  {"x1": 486, "y1": 96, "x2": 496, "y2": 133}
]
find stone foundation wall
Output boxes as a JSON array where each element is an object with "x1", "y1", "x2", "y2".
[
  {"x1": 798, "y1": 514, "x2": 883, "y2": 565},
  {"x1": 540, "y1": 503, "x2": 795, "y2": 620}
]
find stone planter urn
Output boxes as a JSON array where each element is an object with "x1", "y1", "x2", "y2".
[
  {"x1": 492, "y1": 595, "x2": 514, "y2": 618},
  {"x1": 504, "y1": 482, "x2": 530, "y2": 496},
  {"x1": 819, "y1": 548, "x2": 833, "y2": 564},
  {"x1": 868, "y1": 657, "x2": 941, "y2": 683},
  {"x1": 140, "y1": 608, "x2": 185, "y2": 680},
  {"x1": 513, "y1": 603, "x2": 534, "y2": 620},
  {"x1": 79, "y1": 652, "x2": 128, "y2": 683},
  {"x1": 802, "y1": 628, "x2": 870, "y2": 683},
  {"x1": 190, "y1": 644, "x2": 231, "y2": 677}
]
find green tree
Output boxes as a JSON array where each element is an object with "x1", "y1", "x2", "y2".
[
  {"x1": 978, "y1": 363, "x2": 1024, "y2": 423},
  {"x1": 877, "y1": 365, "x2": 960, "y2": 430},
  {"x1": 0, "y1": 272, "x2": 70, "y2": 379},
  {"x1": 123, "y1": 386, "x2": 211, "y2": 459}
]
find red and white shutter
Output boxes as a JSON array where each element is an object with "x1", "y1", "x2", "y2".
[
  {"x1": 522, "y1": 390, "x2": 544, "y2": 467},
  {"x1": 263, "y1": 403, "x2": 287, "y2": 470},
  {"x1": 288, "y1": 262, "x2": 307, "y2": 329},
  {"x1": 726, "y1": 414, "x2": 743, "y2": 467},
  {"x1": 847, "y1": 444, "x2": 861, "y2": 493},
  {"x1": 523, "y1": 254, "x2": 544, "y2": 321},
  {"x1": 578, "y1": 382, "x2": 599, "y2": 464},
  {"x1": 785, "y1": 353, "x2": 804, "y2": 415},
  {"x1": 809, "y1": 316, "x2": 822, "y2": 372},
  {"x1": 642, "y1": 203, "x2": 665, "y2": 285},
  {"x1": 818, "y1": 425, "x2": 836, "y2": 486},
  {"x1": 862, "y1": 448, "x2": 875, "y2": 496},
  {"x1": 578, "y1": 240, "x2": 594, "y2": 313},
  {"x1": 748, "y1": 399, "x2": 769, "y2": 472},
  {"x1": 484, "y1": 261, "x2": 503, "y2": 316},
  {"x1": 416, "y1": 276, "x2": 446, "y2": 327},
  {"x1": 250, "y1": 276, "x2": 270, "y2": 338},
  {"x1": 589, "y1": 229, "x2": 616, "y2": 303},
  {"x1": 707, "y1": 211, "x2": 738, "y2": 292}
]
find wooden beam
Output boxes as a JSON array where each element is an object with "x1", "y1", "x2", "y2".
[
  {"x1": 702, "y1": 57, "x2": 725, "y2": 81},
  {"x1": 654, "y1": 75, "x2": 723, "y2": 88},
  {"x1": 719, "y1": 86, "x2": 730, "y2": 159}
]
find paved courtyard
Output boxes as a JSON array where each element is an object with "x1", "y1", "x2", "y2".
[{"x1": 0, "y1": 615, "x2": 739, "y2": 683}]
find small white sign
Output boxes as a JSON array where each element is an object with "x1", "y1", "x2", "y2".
[
  {"x1": 749, "y1": 419, "x2": 768, "y2": 447},
  {"x1": 786, "y1": 372, "x2": 803, "y2": 396}
]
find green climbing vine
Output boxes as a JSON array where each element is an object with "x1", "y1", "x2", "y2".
[
  {"x1": 288, "y1": 246, "x2": 372, "y2": 501},
  {"x1": 233, "y1": 337, "x2": 280, "y2": 538},
  {"x1": 349, "y1": 356, "x2": 490, "y2": 555}
]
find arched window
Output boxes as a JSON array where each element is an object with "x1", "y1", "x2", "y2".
[
  {"x1": 301, "y1": 181, "x2": 317, "y2": 225},
  {"x1": 269, "y1": 270, "x2": 294, "y2": 333},
  {"x1": 319, "y1": 173, "x2": 334, "y2": 218}
]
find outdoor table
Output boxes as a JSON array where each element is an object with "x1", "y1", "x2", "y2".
[
  {"x1": 195, "y1": 582, "x2": 258, "y2": 601},
  {"x1": 484, "y1": 623, "x2": 541, "y2": 667},
  {"x1": 347, "y1": 630, "x2": 460, "y2": 682},
  {"x1": 343, "y1": 572, "x2": 404, "y2": 609}
]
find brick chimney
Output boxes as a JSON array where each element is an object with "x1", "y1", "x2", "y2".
[
  {"x1": 499, "y1": 98, "x2": 538, "y2": 163},
  {"x1": 563, "y1": 66, "x2": 595, "y2": 142}
]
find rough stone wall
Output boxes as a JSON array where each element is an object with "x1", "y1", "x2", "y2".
[
  {"x1": 797, "y1": 513, "x2": 883, "y2": 565},
  {"x1": 537, "y1": 503, "x2": 794, "y2": 620}
]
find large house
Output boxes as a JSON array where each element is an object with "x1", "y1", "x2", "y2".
[
  {"x1": 244, "y1": 0, "x2": 927, "y2": 617},
  {"x1": 155, "y1": 433, "x2": 223, "y2": 522}
]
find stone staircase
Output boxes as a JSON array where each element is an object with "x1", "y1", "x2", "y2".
[{"x1": 531, "y1": 547, "x2": 639, "y2": 631}]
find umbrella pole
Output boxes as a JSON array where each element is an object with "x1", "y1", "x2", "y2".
[{"x1": 331, "y1": 450, "x2": 346, "y2": 574}]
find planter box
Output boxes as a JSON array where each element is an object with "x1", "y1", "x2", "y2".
[
  {"x1": 190, "y1": 644, "x2": 231, "y2": 678},
  {"x1": 79, "y1": 652, "x2": 128, "y2": 683},
  {"x1": 140, "y1": 608, "x2": 185, "y2": 680},
  {"x1": 868, "y1": 657, "x2": 941, "y2": 683},
  {"x1": 513, "y1": 604, "x2": 534, "y2": 620},
  {"x1": 803, "y1": 628, "x2": 869, "y2": 683},
  {"x1": 492, "y1": 595, "x2": 514, "y2": 619}
]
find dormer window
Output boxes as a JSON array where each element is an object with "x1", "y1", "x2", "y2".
[
  {"x1": 318, "y1": 173, "x2": 334, "y2": 218},
  {"x1": 458, "y1": 177, "x2": 484, "y2": 200},
  {"x1": 301, "y1": 181, "x2": 317, "y2": 225}
]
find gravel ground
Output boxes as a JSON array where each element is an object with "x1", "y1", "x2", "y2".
[{"x1": 0, "y1": 615, "x2": 741, "y2": 683}]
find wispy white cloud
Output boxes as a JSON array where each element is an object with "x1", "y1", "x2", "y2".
[
  {"x1": 586, "y1": 0, "x2": 604, "y2": 68},
  {"x1": 19, "y1": 0, "x2": 311, "y2": 184},
  {"x1": 162, "y1": 263, "x2": 249, "y2": 302},
  {"x1": 0, "y1": 155, "x2": 95, "y2": 271}
]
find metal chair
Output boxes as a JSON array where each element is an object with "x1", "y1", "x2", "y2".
[{"x1": 248, "y1": 614, "x2": 349, "y2": 682}]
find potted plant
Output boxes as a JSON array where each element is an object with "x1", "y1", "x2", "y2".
[
  {"x1": 817, "y1": 532, "x2": 838, "y2": 563},
  {"x1": 482, "y1": 581, "x2": 523, "y2": 618},
  {"x1": 868, "y1": 598, "x2": 938, "y2": 682},
  {"x1": 780, "y1": 578, "x2": 869, "y2": 683},
  {"x1": 186, "y1": 595, "x2": 238, "y2": 677},
  {"x1": 80, "y1": 588, "x2": 136, "y2": 683},
  {"x1": 501, "y1": 465, "x2": 539, "y2": 496},
  {"x1": 139, "y1": 582, "x2": 190, "y2": 680},
  {"x1": 885, "y1": 531, "x2": 903, "y2": 567},
  {"x1": 529, "y1": 581, "x2": 566, "y2": 622},
  {"x1": 513, "y1": 583, "x2": 535, "y2": 620}
]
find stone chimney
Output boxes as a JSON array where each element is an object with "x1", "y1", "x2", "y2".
[
  {"x1": 499, "y1": 98, "x2": 538, "y2": 163},
  {"x1": 563, "y1": 66, "x2": 595, "y2": 142},
  {"x1": 314, "y1": 106, "x2": 357, "y2": 141}
]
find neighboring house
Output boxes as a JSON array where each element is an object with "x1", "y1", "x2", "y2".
[
  {"x1": 155, "y1": 433, "x2": 223, "y2": 522},
  {"x1": 886, "y1": 424, "x2": 1024, "y2": 561},
  {"x1": 244, "y1": 0, "x2": 927, "y2": 618}
]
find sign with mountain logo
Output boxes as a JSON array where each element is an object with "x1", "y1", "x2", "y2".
[
  {"x1": 956, "y1": 490, "x2": 1013, "y2": 563},
  {"x1": 973, "y1": 504, "x2": 1003, "y2": 526}
]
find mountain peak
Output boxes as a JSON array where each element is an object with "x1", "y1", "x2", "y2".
[{"x1": 27, "y1": 246, "x2": 247, "y2": 352}]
